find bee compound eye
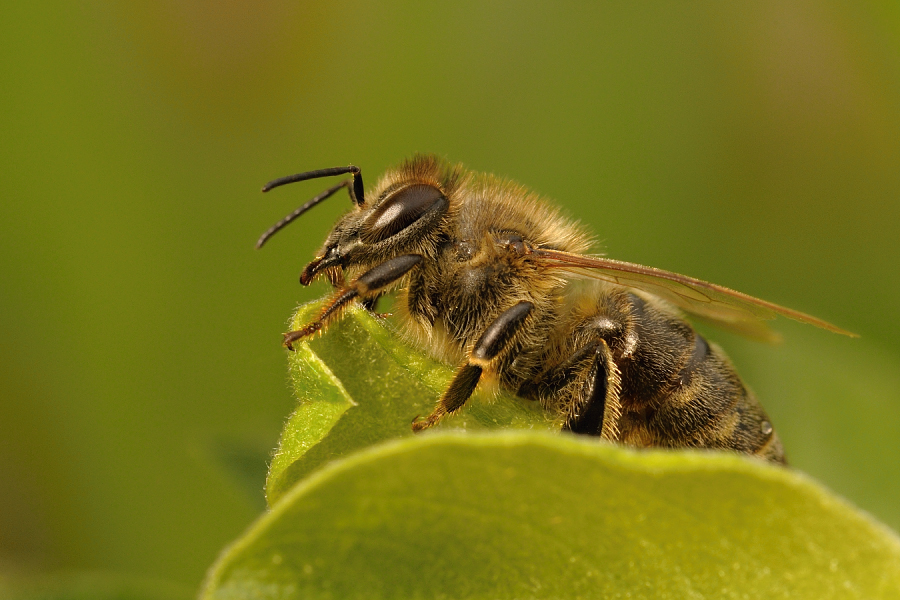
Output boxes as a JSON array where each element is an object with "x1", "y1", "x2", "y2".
[{"x1": 360, "y1": 184, "x2": 447, "y2": 244}]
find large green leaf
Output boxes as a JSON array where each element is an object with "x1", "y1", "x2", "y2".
[
  {"x1": 266, "y1": 301, "x2": 555, "y2": 505},
  {"x1": 205, "y1": 432, "x2": 900, "y2": 599},
  {"x1": 234, "y1": 301, "x2": 900, "y2": 599}
]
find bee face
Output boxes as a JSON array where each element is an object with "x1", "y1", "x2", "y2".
[
  {"x1": 294, "y1": 164, "x2": 458, "y2": 287},
  {"x1": 260, "y1": 155, "x2": 856, "y2": 465}
]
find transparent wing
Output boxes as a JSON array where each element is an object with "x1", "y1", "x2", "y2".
[{"x1": 532, "y1": 248, "x2": 857, "y2": 340}]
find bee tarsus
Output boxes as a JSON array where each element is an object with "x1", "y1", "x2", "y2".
[{"x1": 282, "y1": 254, "x2": 423, "y2": 348}]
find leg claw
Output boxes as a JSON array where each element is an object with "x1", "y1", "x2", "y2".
[{"x1": 411, "y1": 412, "x2": 442, "y2": 432}]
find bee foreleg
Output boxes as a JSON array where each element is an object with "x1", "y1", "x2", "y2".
[
  {"x1": 411, "y1": 301, "x2": 535, "y2": 431},
  {"x1": 282, "y1": 254, "x2": 423, "y2": 349}
]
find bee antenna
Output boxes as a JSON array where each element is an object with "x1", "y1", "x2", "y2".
[
  {"x1": 261, "y1": 165, "x2": 364, "y2": 206},
  {"x1": 256, "y1": 180, "x2": 350, "y2": 249},
  {"x1": 257, "y1": 165, "x2": 365, "y2": 249}
]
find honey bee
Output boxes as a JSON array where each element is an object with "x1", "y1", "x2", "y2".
[{"x1": 257, "y1": 155, "x2": 855, "y2": 464}]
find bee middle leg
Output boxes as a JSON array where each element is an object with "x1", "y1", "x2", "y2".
[
  {"x1": 360, "y1": 295, "x2": 381, "y2": 312},
  {"x1": 411, "y1": 301, "x2": 535, "y2": 431},
  {"x1": 283, "y1": 254, "x2": 422, "y2": 349}
]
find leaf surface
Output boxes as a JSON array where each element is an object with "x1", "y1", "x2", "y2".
[
  {"x1": 207, "y1": 432, "x2": 900, "y2": 600},
  {"x1": 266, "y1": 301, "x2": 555, "y2": 505}
]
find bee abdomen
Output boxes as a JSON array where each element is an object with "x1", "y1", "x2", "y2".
[
  {"x1": 642, "y1": 336, "x2": 786, "y2": 464},
  {"x1": 612, "y1": 293, "x2": 786, "y2": 464}
]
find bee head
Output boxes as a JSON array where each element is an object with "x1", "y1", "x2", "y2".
[{"x1": 258, "y1": 164, "x2": 448, "y2": 286}]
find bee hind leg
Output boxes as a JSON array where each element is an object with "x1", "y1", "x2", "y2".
[
  {"x1": 282, "y1": 254, "x2": 422, "y2": 349},
  {"x1": 412, "y1": 301, "x2": 534, "y2": 431},
  {"x1": 564, "y1": 339, "x2": 621, "y2": 439},
  {"x1": 520, "y1": 338, "x2": 621, "y2": 440}
]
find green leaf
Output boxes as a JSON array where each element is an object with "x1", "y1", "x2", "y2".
[
  {"x1": 203, "y1": 431, "x2": 900, "y2": 600},
  {"x1": 266, "y1": 301, "x2": 556, "y2": 505}
]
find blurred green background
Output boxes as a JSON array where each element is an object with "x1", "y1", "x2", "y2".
[{"x1": 2, "y1": 0, "x2": 899, "y2": 592}]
